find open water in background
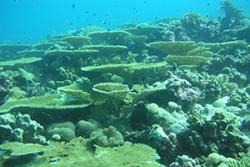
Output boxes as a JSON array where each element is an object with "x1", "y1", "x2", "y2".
[{"x1": 0, "y1": 0, "x2": 249, "y2": 44}]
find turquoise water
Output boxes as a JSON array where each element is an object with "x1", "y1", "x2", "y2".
[{"x1": 0, "y1": 0, "x2": 249, "y2": 43}]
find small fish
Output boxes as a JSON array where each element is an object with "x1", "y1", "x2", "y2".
[
  {"x1": 72, "y1": 4, "x2": 75, "y2": 9},
  {"x1": 206, "y1": 3, "x2": 211, "y2": 6}
]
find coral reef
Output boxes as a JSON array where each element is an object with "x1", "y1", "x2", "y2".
[
  {"x1": 46, "y1": 122, "x2": 76, "y2": 142},
  {"x1": 0, "y1": 1, "x2": 249, "y2": 166},
  {"x1": 0, "y1": 138, "x2": 163, "y2": 167},
  {"x1": 90, "y1": 126, "x2": 124, "y2": 147},
  {"x1": 75, "y1": 120, "x2": 100, "y2": 137},
  {"x1": 0, "y1": 113, "x2": 47, "y2": 145},
  {"x1": 169, "y1": 155, "x2": 196, "y2": 167}
]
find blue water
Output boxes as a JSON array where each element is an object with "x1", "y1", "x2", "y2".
[{"x1": 0, "y1": 0, "x2": 249, "y2": 44}]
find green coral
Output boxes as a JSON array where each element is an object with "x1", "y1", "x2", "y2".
[
  {"x1": 207, "y1": 153, "x2": 250, "y2": 167},
  {"x1": 87, "y1": 30, "x2": 131, "y2": 45},
  {"x1": 0, "y1": 142, "x2": 47, "y2": 156},
  {"x1": 61, "y1": 36, "x2": 91, "y2": 48},
  {"x1": 0, "y1": 57, "x2": 42, "y2": 68},
  {"x1": 93, "y1": 82, "x2": 130, "y2": 97},
  {"x1": 81, "y1": 45, "x2": 128, "y2": 56},
  {"x1": 124, "y1": 25, "x2": 165, "y2": 35},
  {"x1": 82, "y1": 62, "x2": 171, "y2": 76},
  {"x1": 90, "y1": 126, "x2": 124, "y2": 147},
  {"x1": 92, "y1": 82, "x2": 130, "y2": 105},
  {"x1": 32, "y1": 41, "x2": 68, "y2": 50},
  {"x1": 46, "y1": 122, "x2": 76, "y2": 142},
  {"x1": 58, "y1": 81, "x2": 92, "y2": 105},
  {"x1": 44, "y1": 49, "x2": 99, "y2": 58},
  {"x1": 148, "y1": 41, "x2": 198, "y2": 55},
  {"x1": 166, "y1": 55, "x2": 211, "y2": 66},
  {"x1": 0, "y1": 93, "x2": 92, "y2": 114},
  {"x1": 1, "y1": 138, "x2": 162, "y2": 167}
]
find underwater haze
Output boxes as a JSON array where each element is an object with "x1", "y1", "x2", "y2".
[
  {"x1": 0, "y1": 0, "x2": 250, "y2": 43},
  {"x1": 0, "y1": 0, "x2": 250, "y2": 167}
]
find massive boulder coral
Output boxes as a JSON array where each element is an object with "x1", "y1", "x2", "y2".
[
  {"x1": 0, "y1": 113, "x2": 47, "y2": 145},
  {"x1": 75, "y1": 120, "x2": 100, "y2": 138},
  {"x1": 46, "y1": 122, "x2": 76, "y2": 142},
  {"x1": 90, "y1": 126, "x2": 124, "y2": 147}
]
